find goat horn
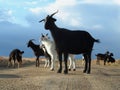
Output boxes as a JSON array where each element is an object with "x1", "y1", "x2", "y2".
[
  {"x1": 50, "y1": 10, "x2": 58, "y2": 17},
  {"x1": 39, "y1": 19, "x2": 45, "y2": 22}
]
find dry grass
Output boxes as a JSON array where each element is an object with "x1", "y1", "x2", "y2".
[
  {"x1": 0, "y1": 57, "x2": 120, "y2": 90},
  {"x1": 0, "y1": 56, "x2": 119, "y2": 67}
]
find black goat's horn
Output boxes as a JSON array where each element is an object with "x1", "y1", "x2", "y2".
[
  {"x1": 39, "y1": 19, "x2": 45, "y2": 22},
  {"x1": 50, "y1": 10, "x2": 58, "y2": 17}
]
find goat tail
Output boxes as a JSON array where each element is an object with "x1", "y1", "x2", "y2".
[{"x1": 94, "y1": 39, "x2": 100, "y2": 43}]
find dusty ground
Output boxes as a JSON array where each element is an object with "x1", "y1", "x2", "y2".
[{"x1": 0, "y1": 57, "x2": 120, "y2": 90}]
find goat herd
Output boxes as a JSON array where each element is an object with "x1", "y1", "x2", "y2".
[{"x1": 7, "y1": 11, "x2": 115, "y2": 74}]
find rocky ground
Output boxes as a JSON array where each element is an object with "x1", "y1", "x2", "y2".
[{"x1": 0, "y1": 57, "x2": 120, "y2": 90}]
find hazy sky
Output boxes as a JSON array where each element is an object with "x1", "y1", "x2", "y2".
[{"x1": 0, "y1": 0, "x2": 120, "y2": 59}]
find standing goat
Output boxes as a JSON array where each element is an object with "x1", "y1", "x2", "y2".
[
  {"x1": 40, "y1": 44, "x2": 51, "y2": 68},
  {"x1": 40, "y1": 34, "x2": 76, "y2": 71},
  {"x1": 27, "y1": 39, "x2": 51, "y2": 67},
  {"x1": 96, "y1": 51, "x2": 109, "y2": 65},
  {"x1": 8, "y1": 49, "x2": 24, "y2": 68},
  {"x1": 107, "y1": 53, "x2": 115, "y2": 64},
  {"x1": 39, "y1": 11, "x2": 100, "y2": 74}
]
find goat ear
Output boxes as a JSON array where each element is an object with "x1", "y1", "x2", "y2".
[
  {"x1": 21, "y1": 51, "x2": 24, "y2": 54},
  {"x1": 41, "y1": 33, "x2": 44, "y2": 37},
  {"x1": 53, "y1": 18, "x2": 56, "y2": 22},
  {"x1": 50, "y1": 18, "x2": 56, "y2": 22},
  {"x1": 46, "y1": 33, "x2": 48, "y2": 36}
]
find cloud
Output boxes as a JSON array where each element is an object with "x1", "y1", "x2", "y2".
[
  {"x1": 0, "y1": 9, "x2": 14, "y2": 22},
  {"x1": 28, "y1": 0, "x2": 79, "y2": 13},
  {"x1": 24, "y1": 1, "x2": 38, "y2": 5},
  {"x1": 92, "y1": 24, "x2": 103, "y2": 30},
  {"x1": 80, "y1": 0, "x2": 120, "y2": 5},
  {"x1": 51, "y1": 0, "x2": 78, "y2": 7},
  {"x1": 28, "y1": 0, "x2": 82, "y2": 27},
  {"x1": 114, "y1": 0, "x2": 120, "y2": 5},
  {"x1": 43, "y1": 0, "x2": 80, "y2": 15},
  {"x1": 28, "y1": 0, "x2": 119, "y2": 28},
  {"x1": 29, "y1": 7, "x2": 42, "y2": 15}
]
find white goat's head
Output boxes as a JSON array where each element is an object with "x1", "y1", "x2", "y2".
[
  {"x1": 40, "y1": 33, "x2": 51, "y2": 46},
  {"x1": 41, "y1": 33, "x2": 50, "y2": 41}
]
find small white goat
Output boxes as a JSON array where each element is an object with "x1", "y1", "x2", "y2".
[
  {"x1": 40, "y1": 44, "x2": 51, "y2": 68},
  {"x1": 40, "y1": 34, "x2": 76, "y2": 71}
]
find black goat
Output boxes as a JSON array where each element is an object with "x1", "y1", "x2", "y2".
[
  {"x1": 39, "y1": 11, "x2": 100, "y2": 74},
  {"x1": 27, "y1": 39, "x2": 50, "y2": 67},
  {"x1": 107, "y1": 53, "x2": 115, "y2": 64},
  {"x1": 8, "y1": 49, "x2": 24, "y2": 68},
  {"x1": 96, "y1": 51, "x2": 109, "y2": 65}
]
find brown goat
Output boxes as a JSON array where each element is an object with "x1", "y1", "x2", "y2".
[{"x1": 8, "y1": 49, "x2": 24, "y2": 68}]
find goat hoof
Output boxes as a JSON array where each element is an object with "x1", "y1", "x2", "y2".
[
  {"x1": 68, "y1": 69, "x2": 71, "y2": 71},
  {"x1": 73, "y1": 69, "x2": 76, "y2": 71},
  {"x1": 87, "y1": 72, "x2": 90, "y2": 74},
  {"x1": 87, "y1": 71, "x2": 90, "y2": 74},
  {"x1": 57, "y1": 69, "x2": 62, "y2": 73},
  {"x1": 57, "y1": 71, "x2": 62, "y2": 73},
  {"x1": 51, "y1": 68, "x2": 54, "y2": 71},
  {"x1": 64, "y1": 70, "x2": 68, "y2": 74},
  {"x1": 83, "y1": 70, "x2": 86, "y2": 73}
]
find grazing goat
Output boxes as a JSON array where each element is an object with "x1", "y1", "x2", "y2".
[
  {"x1": 96, "y1": 51, "x2": 109, "y2": 65},
  {"x1": 27, "y1": 39, "x2": 51, "y2": 67},
  {"x1": 8, "y1": 49, "x2": 24, "y2": 68},
  {"x1": 39, "y1": 11, "x2": 100, "y2": 74},
  {"x1": 40, "y1": 34, "x2": 76, "y2": 71}
]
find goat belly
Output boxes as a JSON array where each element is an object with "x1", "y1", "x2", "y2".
[
  {"x1": 56, "y1": 42, "x2": 93, "y2": 54},
  {"x1": 63, "y1": 47, "x2": 89, "y2": 54}
]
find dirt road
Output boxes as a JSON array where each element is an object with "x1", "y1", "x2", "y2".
[{"x1": 0, "y1": 59, "x2": 120, "y2": 90}]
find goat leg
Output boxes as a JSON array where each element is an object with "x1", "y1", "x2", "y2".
[
  {"x1": 57, "y1": 54, "x2": 62, "y2": 73},
  {"x1": 57, "y1": 60, "x2": 62, "y2": 73},
  {"x1": 64, "y1": 53, "x2": 68, "y2": 74}
]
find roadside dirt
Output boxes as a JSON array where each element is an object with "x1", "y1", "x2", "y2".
[{"x1": 0, "y1": 57, "x2": 120, "y2": 90}]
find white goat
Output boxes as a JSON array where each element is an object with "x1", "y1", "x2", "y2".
[
  {"x1": 40, "y1": 34, "x2": 76, "y2": 71},
  {"x1": 40, "y1": 44, "x2": 51, "y2": 68}
]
